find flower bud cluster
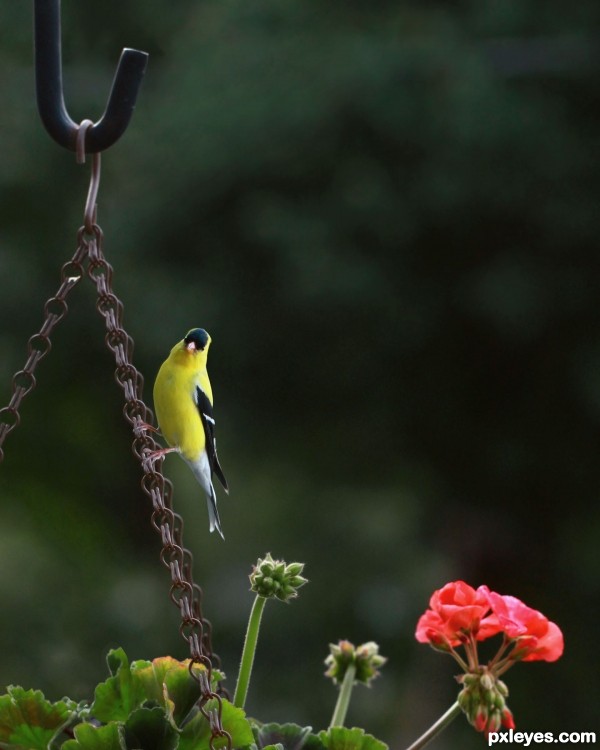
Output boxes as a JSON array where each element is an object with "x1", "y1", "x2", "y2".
[
  {"x1": 249, "y1": 553, "x2": 307, "y2": 602},
  {"x1": 458, "y1": 670, "x2": 515, "y2": 735},
  {"x1": 324, "y1": 640, "x2": 387, "y2": 687}
]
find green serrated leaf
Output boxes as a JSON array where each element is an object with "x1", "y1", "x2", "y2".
[
  {"x1": 123, "y1": 706, "x2": 179, "y2": 750},
  {"x1": 105, "y1": 650, "x2": 129, "y2": 678},
  {"x1": 261, "y1": 744, "x2": 285, "y2": 750},
  {"x1": 179, "y1": 699, "x2": 254, "y2": 750},
  {"x1": 256, "y1": 724, "x2": 314, "y2": 750},
  {"x1": 0, "y1": 686, "x2": 77, "y2": 749},
  {"x1": 61, "y1": 722, "x2": 126, "y2": 750},
  {"x1": 91, "y1": 652, "x2": 148, "y2": 723},
  {"x1": 4, "y1": 723, "x2": 59, "y2": 750},
  {"x1": 92, "y1": 649, "x2": 228, "y2": 729},
  {"x1": 131, "y1": 657, "x2": 201, "y2": 729},
  {"x1": 318, "y1": 728, "x2": 388, "y2": 750}
]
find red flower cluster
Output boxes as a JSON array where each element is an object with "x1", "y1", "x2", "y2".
[
  {"x1": 416, "y1": 580, "x2": 563, "y2": 663},
  {"x1": 416, "y1": 581, "x2": 564, "y2": 735}
]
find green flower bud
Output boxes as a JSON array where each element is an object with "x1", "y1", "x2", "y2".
[
  {"x1": 461, "y1": 673, "x2": 479, "y2": 688},
  {"x1": 286, "y1": 562, "x2": 305, "y2": 577},
  {"x1": 324, "y1": 640, "x2": 387, "y2": 687},
  {"x1": 494, "y1": 692, "x2": 506, "y2": 711},
  {"x1": 457, "y1": 687, "x2": 471, "y2": 712},
  {"x1": 457, "y1": 669, "x2": 516, "y2": 735},
  {"x1": 289, "y1": 575, "x2": 308, "y2": 588},
  {"x1": 496, "y1": 679, "x2": 509, "y2": 697},
  {"x1": 274, "y1": 562, "x2": 286, "y2": 578},
  {"x1": 484, "y1": 689, "x2": 496, "y2": 707},
  {"x1": 467, "y1": 688, "x2": 481, "y2": 717},
  {"x1": 249, "y1": 553, "x2": 308, "y2": 602}
]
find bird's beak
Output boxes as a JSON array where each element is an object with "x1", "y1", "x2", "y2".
[{"x1": 185, "y1": 341, "x2": 197, "y2": 352}]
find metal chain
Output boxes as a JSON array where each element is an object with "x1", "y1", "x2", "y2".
[
  {"x1": 0, "y1": 147, "x2": 230, "y2": 749},
  {"x1": 83, "y1": 223, "x2": 230, "y2": 743},
  {"x1": 0, "y1": 246, "x2": 86, "y2": 463}
]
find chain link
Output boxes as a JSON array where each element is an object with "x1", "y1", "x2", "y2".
[
  {"x1": 0, "y1": 244, "x2": 86, "y2": 462},
  {"x1": 0, "y1": 151, "x2": 230, "y2": 749}
]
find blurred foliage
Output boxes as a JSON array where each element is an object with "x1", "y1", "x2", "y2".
[
  {"x1": 0, "y1": 648, "x2": 251, "y2": 750},
  {"x1": 1, "y1": 0, "x2": 599, "y2": 748}
]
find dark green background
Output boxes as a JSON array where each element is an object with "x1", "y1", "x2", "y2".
[{"x1": 1, "y1": 2, "x2": 599, "y2": 748}]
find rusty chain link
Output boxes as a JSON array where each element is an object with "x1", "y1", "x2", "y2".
[
  {"x1": 0, "y1": 246, "x2": 86, "y2": 462},
  {"x1": 0, "y1": 145, "x2": 230, "y2": 750}
]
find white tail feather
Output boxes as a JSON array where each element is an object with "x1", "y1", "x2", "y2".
[{"x1": 186, "y1": 451, "x2": 225, "y2": 540}]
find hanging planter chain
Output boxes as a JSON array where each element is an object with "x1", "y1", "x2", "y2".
[
  {"x1": 0, "y1": 249, "x2": 84, "y2": 458},
  {"x1": 0, "y1": 145, "x2": 231, "y2": 749}
]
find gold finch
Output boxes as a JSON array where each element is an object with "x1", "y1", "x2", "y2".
[{"x1": 146, "y1": 328, "x2": 228, "y2": 538}]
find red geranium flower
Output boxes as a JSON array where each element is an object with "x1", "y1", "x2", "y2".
[
  {"x1": 415, "y1": 580, "x2": 502, "y2": 647},
  {"x1": 415, "y1": 580, "x2": 564, "y2": 742},
  {"x1": 483, "y1": 590, "x2": 564, "y2": 662}
]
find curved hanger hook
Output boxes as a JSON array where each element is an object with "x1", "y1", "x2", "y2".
[{"x1": 34, "y1": 0, "x2": 149, "y2": 153}]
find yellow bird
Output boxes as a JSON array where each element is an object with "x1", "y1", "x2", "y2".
[{"x1": 147, "y1": 328, "x2": 228, "y2": 539}]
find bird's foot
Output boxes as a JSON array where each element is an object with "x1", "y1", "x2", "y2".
[
  {"x1": 142, "y1": 446, "x2": 177, "y2": 472},
  {"x1": 134, "y1": 418, "x2": 160, "y2": 438}
]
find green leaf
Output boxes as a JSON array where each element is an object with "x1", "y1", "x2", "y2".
[
  {"x1": 255, "y1": 724, "x2": 315, "y2": 750},
  {"x1": 106, "y1": 651, "x2": 128, "y2": 678},
  {"x1": 130, "y1": 657, "x2": 202, "y2": 728},
  {"x1": 92, "y1": 650, "x2": 225, "y2": 730},
  {"x1": 91, "y1": 651, "x2": 148, "y2": 723},
  {"x1": 62, "y1": 722, "x2": 126, "y2": 750},
  {"x1": 318, "y1": 728, "x2": 388, "y2": 750},
  {"x1": 179, "y1": 699, "x2": 254, "y2": 750},
  {"x1": 0, "y1": 686, "x2": 77, "y2": 749},
  {"x1": 123, "y1": 706, "x2": 179, "y2": 750}
]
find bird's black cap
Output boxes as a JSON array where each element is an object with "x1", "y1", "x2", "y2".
[{"x1": 184, "y1": 328, "x2": 209, "y2": 351}]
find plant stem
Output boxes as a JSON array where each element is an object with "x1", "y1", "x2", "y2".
[
  {"x1": 329, "y1": 663, "x2": 357, "y2": 728},
  {"x1": 447, "y1": 646, "x2": 470, "y2": 674},
  {"x1": 233, "y1": 595, "x2": 267, "y2": 709},
  {"x1": 405, "y1": 701, "x2": 462, "y2": 750}
]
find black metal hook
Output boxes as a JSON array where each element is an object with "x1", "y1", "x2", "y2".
[{"x1": 34, "y1": 0, "x2": 149, "y2": 153}]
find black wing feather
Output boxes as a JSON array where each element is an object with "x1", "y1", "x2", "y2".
[{"x1": 195, "y1": 385, "x2": 229, "y2": 492}]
